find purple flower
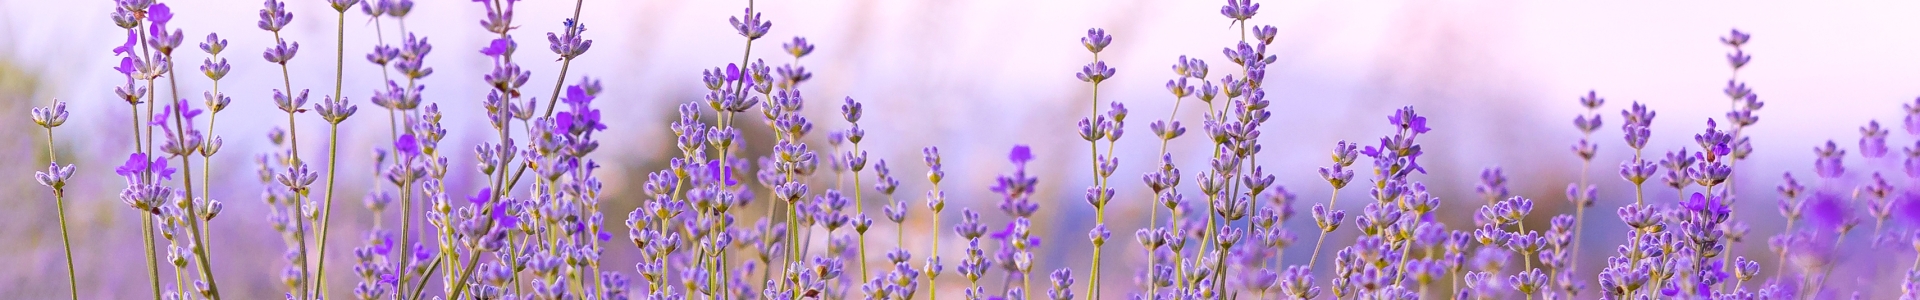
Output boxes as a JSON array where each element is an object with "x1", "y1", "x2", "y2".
[
  {"x1": 783, "y1": 36, "x2": 815, "y2": 58},
  {"x1": 113, "y1": 30, "x2": 138, "y2": 57},
  {"x1": 1813, "y1": 141, "x2": 1846, "y2": 179},
  {"x1": 264, "y1": 40, "x2": 300, "y2": 64},
  {"x1": 1389, "y1": 105, "x2": 1431, "y2": 135},
  {"x1": 328, "y1": 0, "x2": 361, "y2": 12},
  {"x1": 468, "y1": 188, "x2": 493, "y2": 206},
  {"x1": 1804, "y1": 192, "x2": 1855, "y2": 232},
  {"x1": 547, "y1": 18, "x2": 593, "y2": 59},
  {"x1": 1862, "y1": 120, "x2": 1890, "y2": 159},
  {"x1": 480, "y1": 37, "x2": 513, "y2": 58},
  {"x1": 148, "y1": 3, "x2": 173, "y2": 28},
  {"x1": 258, "y1": 0, "x2": 293, "y2": 32},
  {"x1": 1076, "y1": 61, "x2": 1116, "y2": 84},
  {"x1": 115, "y1": 153, "x2": 174, "y2": 181},
  {"x1": 1220, "y1": 0, "x2": 1260, "y2": 21},
  {"x1": 35, "y1": 162, "x2": 76, "y2": 188},
  {"x1": 728, "y1": 8, "x2": 771, "y2": 40},
  {"x1": 31, "y1": 101, "x2": 68, "y2": 129},
  {"x1": 1009, "y1": 145, "x2": 1033, "y2": 166},
  {"x1": 1720, "y1": 29, "x2": 1751, "y2": 47},
  {"x1": 1081, "y1": 28, "x2": 1112, "y2": 54},
  {"x1": 395, "y1": 134, "x2": 420, "y2": 157}
]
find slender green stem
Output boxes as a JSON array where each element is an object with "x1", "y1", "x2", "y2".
[
  {"x1": 133, "y1": 18, "x2": 163, "y2": 299},
  {"x1": 1305, "y1": 189, "x2": 1341, "y2": 271},
  {"x1": 404, "y1": 257, "x2": 442, "y2": 300},
  {"x1": 1085, "y1": 53, "x2": 1106, "y2": 300},
  {"x1": 44, "y1": 125, "x2": 78, "y2": 300},
  {"x1": 310, "y1": 10, "x2": 349, "y2": 298},
  {"x1": 164, "y1": 45, "x2": 223, "y2": 300},
  {"x1": 311, "y1": 123, "x2": 344, "y2": 297},
  {"x1": 142, "y1": 213, "x2": 162, "y2": 300}
]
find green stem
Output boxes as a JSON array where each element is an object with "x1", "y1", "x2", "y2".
[
  {"x1": 165, "y1": 46, "x2": 222, "y2": 300},
  {"x1": 44, "y1": 120, "x2": 78, "y2": 299},
  {"x1": 311, "y1": 10, "x2": 349, "y2": 298}
]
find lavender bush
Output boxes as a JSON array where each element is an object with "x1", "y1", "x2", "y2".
[{"x1": 22, "y1": 0, "x2": 1920, "y2": 299}]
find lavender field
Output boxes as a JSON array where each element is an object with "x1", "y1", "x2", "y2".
[{"x1": 5, "y1": 0, "x2": 1920, "y2": 299}]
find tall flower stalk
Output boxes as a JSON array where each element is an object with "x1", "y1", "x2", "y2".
[
  {"x1": 1074, "y1": 27, "x2": 1117, "y2": 300},
  {"x1": 307, "y1": 1, "x2": 362, "y2": 297},
  {"x1": 1565, "y1": 90, "x2": 1604, "y2": 292},
  {"x1": 1717, "y1": 29, "x2": 1763, "y2": 291},
  {"x1": 32, "y1": 100, "x2": 77, "y2": 300}
]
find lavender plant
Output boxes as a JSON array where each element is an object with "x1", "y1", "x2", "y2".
[
  {"x1": 42, "y1": 0, "x2": 1920, "y2": 299},
  {"x1": 32, "y1": 99, "x2": 77, "y2": 300}
]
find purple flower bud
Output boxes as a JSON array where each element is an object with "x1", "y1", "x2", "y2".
[
  {"x1": 1220, "y1": 0, "x2": 1259, "y2": 21},
  {"x1": 1081, "y1": 28, "x2": 1112, "y2": 54},
  {"x1": 1076, "y1": 61, "x2": 1116, "y2": 84},
  {"x1": 728, "y1": 8, "x2": 772, "y2": 40},
  {"x1": 1862, "y1": 120, "x2": 1891, "y2": 158},
  {"x1": 258, "y1": 0, "x2": 294, "y2": 32}
]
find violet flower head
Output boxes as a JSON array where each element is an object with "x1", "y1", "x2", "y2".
[
  {"x1": 394, "y1": 133, "x2": 420, "y2": 158},
  {"x1": 729, "y1": 8, "x2": 772, "y2": 40},
  {"x1": 1721, "y1": 29, "x2": 1751, "y2": 47},
  {"x1": 116, "y1": 153, "x2": 176, "y2": 181},
  {"x1": 36, "y1": 162, "x2": 77, "y2": 189},
  {"x1": 144, "y1": 5, "x2": 184, "y2": 54},
  {"x1": 360, "y1": 0, "x2": 388, "y2": 17},
  {"x1": 1813, "y1": 140, "x2": 1846, "y2": 179},
  {"x1": 315, "y1": 95, "x2": 359, "y2": 124},
  {"x1": 148, "y1": 3, "x2": 172, "y2": 28},
  {"x1": 1009, "y1": 145, "x2": 1034, "y2": 167},
  {"x1": 480, "y1": 37, "x2": 514, "y2": 58},
  {"x1": 1694, "y1": 119, "x2": 1732, "y2": 160},
  {"x1": 386, "y1": 0, "x2": 412, "y2": 17},
  {"x1": 467, "y1": 188, "x2": 493, "y2": 206},
  {"x1": 264, "y1": 40, "x2": 300, "y2": 65},
  {"x1": 1220, "y1": 0, "x2": 1260, "y2": 21},
  {"x1": 258, "y1": 0, "x2": 293, "y2": 32},
  {"x1": 1389, "y1": 106, "x2": 1431, "y2": 135},
  {"x1": 1861, "y1": 120, "x2": 1890, "y2": 159},
  {"x1": 547, "y1": 18, "x2": 593, "y2": 59},
  {"x1": 1081, "y1": 28, "x2": 1112, "y2": 54},
  {"x1": 1076, "y1": 61, "x2": 1116, "y2": 84},
  {"x1": 557, "y1": 84, "x2": 607, "y2": 135},
  {"x1": 1904, "y1": 97, "x2": 1920, "y2": 136},
  {"x1": 1579, "y1": 90, "x2": 1606, "y2": 110},
  {"x1": 1804, "y1": 192, "x2": 1857, "y2": 233},
  {"x1": 31, "y1": 101, "x2": 68, "y2": 129},
  {"x1": 840, "y1": 97, "x2": 863, "y2": 123},
  {"x1": 113, "y1": 30, "x2": 138, "y2": 57},
  {"x1": 784, "y1": 36, "x2": 815, "y2": 58},
  {"x1": 273, "y1": 89, "x2": 310, "y2": 114},
  {"x1": 328, "y1": 0, "x2": 361, "y2": 12}
]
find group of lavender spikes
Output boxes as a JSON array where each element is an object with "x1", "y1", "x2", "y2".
[{"x1": 23, "y1": 0, "x2": 1920, "y2": 299}]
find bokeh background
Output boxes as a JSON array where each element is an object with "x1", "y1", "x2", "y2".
[{"x1": 2, "y1": 0, "x2": 1919, "y2": 298}]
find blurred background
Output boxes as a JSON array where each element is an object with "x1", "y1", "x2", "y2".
[{"x1": 2, "y1": 0, "x2": 1920, "y2": 298}]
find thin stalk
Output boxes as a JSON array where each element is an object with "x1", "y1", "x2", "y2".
[
  {"x1": 165, "y1": 47, "x2": 222, "y2": 300},
  {"x1": 45, "y1": 129, "x2": 77, "y2": 300},
  {"x1": 133, "y1": 18, "x2": 163, "y2": 300},
  {"x1": 1565, "y1": 150, "x2": 1592, "y2": 292},
  {"x1": 404, "y1": 256, "x2": 442, "y2": 300},
  {"x1": 853, "y1": 139, "x2": 868, "y2": 282},
  {"x1": 143, "y1": 213, "x2": 162, "y2": 300},
  {"x1": 311, "y1": 10, "x2": 349, "y2": 298},
  {"x1": 199, "y1": 78, "x2": 221, "y2": 239},
  {"x1": 1084, "y1": 52, "x2": 1106, "y2": 300},
  {"x1": 1305, "y1": 189, "x2": 1341, "y2": 270},
  {"x1": 311, "y1": 122, "x2": 343, "y2": 297}
]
